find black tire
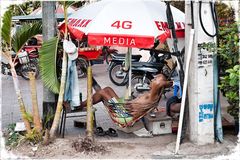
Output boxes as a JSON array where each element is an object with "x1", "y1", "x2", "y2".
[
  {"x1": 20, "y1": 62, "x2": 39, "y2": 80},
  {"x1": 109, "y1": 63, "x2": 128, "y2": 86},
  {"x1": 76, "y1": 58, "x2": 88, "y2": 78},
  {"x1": 130, "y1": 74, "x2": 151, "y2": 98}
]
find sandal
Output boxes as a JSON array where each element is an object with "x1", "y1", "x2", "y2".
[
  {"x1": 105, "y1": 128, "x2": 118, "y2": 137},
  {"x1": 95, "y1": 127, "x2": 105, "y2": 136}
]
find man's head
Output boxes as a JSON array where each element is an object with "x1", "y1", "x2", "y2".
[{"x1": 150, "y1": 74, "x2": 173, "y2": 88}]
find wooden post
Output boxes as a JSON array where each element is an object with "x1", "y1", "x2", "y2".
[{"x1": 86, "y1": 62, "x2": 94, "y2": 141}]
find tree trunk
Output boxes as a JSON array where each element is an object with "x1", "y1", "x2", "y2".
[
  {"x1": 49, "y1": 51, "x2": 67, "y2": 138},
  {"x1": 86, "y1": 64, "x2": 94, "y2": 141},
  {"x1": 49, "y1": 2, "x2": 68, "y2": 138},
  {"x1": 8, "y1": 56, "x2": 31, "y2": 133},
  {"x1": 29, "y1": 72, "x2": 42, "y2": 132},
  {"x1": 42, "y1": 1, "x2": 56, "y2": 130}
]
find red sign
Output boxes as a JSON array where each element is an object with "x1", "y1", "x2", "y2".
[
  {"x1": 111, "y1": 21, "x2": 132, "y2": 29},
  {"x1": 155, "y1": 21, "x2": 185, "y2": 31},
  {"x1": 88, "y1": 33, "x2": 154, "y2": 48}
]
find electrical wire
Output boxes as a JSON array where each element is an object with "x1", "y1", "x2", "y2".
[
  {"x1": 191, "y1": 1, "x2": 194, "y2": 29},
  {"x1": 199, "y1": 1, "x2": 218, "y2": 37}
]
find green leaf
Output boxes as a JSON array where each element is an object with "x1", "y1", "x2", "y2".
[
  {"x1": 226, "y1": 68, "x2": 234, "y2": 73},
  {"x1": 39, "y1": 36, "x2": 60, "y2": 94},
  {"x1": 1, "y1": 10, "x2": 12, "y2": 45},
  {"x1": 23, "y1": 111, "x2": 33, "y2": 123},
  {"x1": 12, "y1": 22, "x2": 42, "y2": 52},
  {"x1": 233, "y1": 65, "x2": 239, "y2": 71},
  {"x1": 59, "y1": 1, "x2": 77, "y2": 8}
]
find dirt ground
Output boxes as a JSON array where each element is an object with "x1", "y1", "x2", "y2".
[{"x1": 2, "y1": 132, "x2": 239, "y2": 159}]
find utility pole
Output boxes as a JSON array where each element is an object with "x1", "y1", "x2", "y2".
[
  {"x1": 42, "y1": 1, "x2": 56, "y2": 129},
  {"x1": 186, "y1": 0, "x2": 216, "y2": 145}
]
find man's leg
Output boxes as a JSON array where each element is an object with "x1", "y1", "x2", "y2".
[
  {"x1": 170, "y1": 103, "x2": 181, "y2": 115},
  {"x1": 103, "y1": 87, "x2": 119, "y2": 99},
  {"x1": 80, "y1": 87, "x2": 115, "y2": 108}
]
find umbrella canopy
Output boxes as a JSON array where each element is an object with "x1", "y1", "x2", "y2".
[
  {"x1": 12, "y1": 4, "x2": 77, "y2": 22},
  {"x1": 60, "y1": 0, "x2": 185, "y2": 48}
]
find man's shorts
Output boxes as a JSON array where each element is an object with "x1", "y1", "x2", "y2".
[{"x1": 166, "y1": 96, "x2": 182, "y2": 116}]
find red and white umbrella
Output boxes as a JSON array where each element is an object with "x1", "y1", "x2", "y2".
[
  {"x1": 60, "y1": 0, "x2": 185, "y2": 48},
  {"x1": 59, "y1": 0, "x2": 185, "y2": 98}
]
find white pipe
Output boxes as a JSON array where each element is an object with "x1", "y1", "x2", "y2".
[{"x1": 175, "y1": 29, "x2": 195, "y2": 154}]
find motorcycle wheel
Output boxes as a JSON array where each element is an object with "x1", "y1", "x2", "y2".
[
  {"x1": 130, "y1": 74, "x2": 151, "y2": 98},
  {"x1": 109, "y1": 63, "x2": 128, "y2": 86},
  {"x1": 21, "y1": 61, "x2": 39, "y2": 80},
  {"x1": 76, "y1": 58, "x2": 88, "y2": 78}
]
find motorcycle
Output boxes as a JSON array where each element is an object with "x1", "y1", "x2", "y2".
[
  {"x1": 102, "y1": 46, "x2": 118, "y2": 64},
  {"x1": 76, "y1": 46, "x2": 118, "y2": 78},
  {"x1": 1, "y1": 49, "x2": 39, "y2": 80},
  {"x1": 108, "y1": 41, "x2": 165, "y2": 86},
  {"x1": 108, "y1": 46, "x2": 173, "y2": 86},
  {"x1": 130, "y1": 48, "x2": 183, "y2": 98},
  {"x1": 108, "y1": 54, "x2": 142, "y2": 86}
]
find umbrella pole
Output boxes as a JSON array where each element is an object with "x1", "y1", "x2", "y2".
[{"x1": 128, "y1": 48, "x2": 132, "y2": 99}]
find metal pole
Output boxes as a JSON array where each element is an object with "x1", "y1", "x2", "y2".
[
  {"x1": 42, "y1": 1, "x2": 56, "y2": 129},
  {"x1": 175, "y1": 28, "x2": 194, "y2": 154},
  {"x1": 128, "y1": 48, "x2": 132, "y2": 98}
]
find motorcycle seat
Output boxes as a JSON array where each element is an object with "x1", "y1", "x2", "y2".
[
  {"x1": 132, "y1": 66, "x2": 159, "y2": 73},
  {"x1": 29, "y1": 54, "x2": 39, "y2": 58},
  {"x1": 132, "y1": 62, "x2": 164, "y2": 68},
  {"x1": 112, "y1": 54, "x2": 142, "y2": 60}
]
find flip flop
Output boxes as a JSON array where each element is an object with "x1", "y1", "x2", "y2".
[
  {"x1": 105, "y1": 128, "x2": 118, "y2": 137},
  {"x1": 95, "y1": 127, "x2": 105, "y2": 136}
]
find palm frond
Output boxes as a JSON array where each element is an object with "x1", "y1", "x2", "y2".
[
  {"x1": 23, "y1": 111, "x2": 33, "y2": 123},
  {"x1": 39, "y1": 36, "x2": 60, "y2": 94},
  {"x1": 59, "y1": 1, "x2": 77, "y2": 8},
  {"x1": 12, "y1": 22, "x2": 42, "y2": 52},
  {"x1": 1, "y1": 10, "x2": 12, "y2": 45}
]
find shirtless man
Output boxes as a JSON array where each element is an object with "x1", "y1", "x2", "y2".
[{"x1": 79, "y1": 74, "x2": 173, "y2": 119}]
